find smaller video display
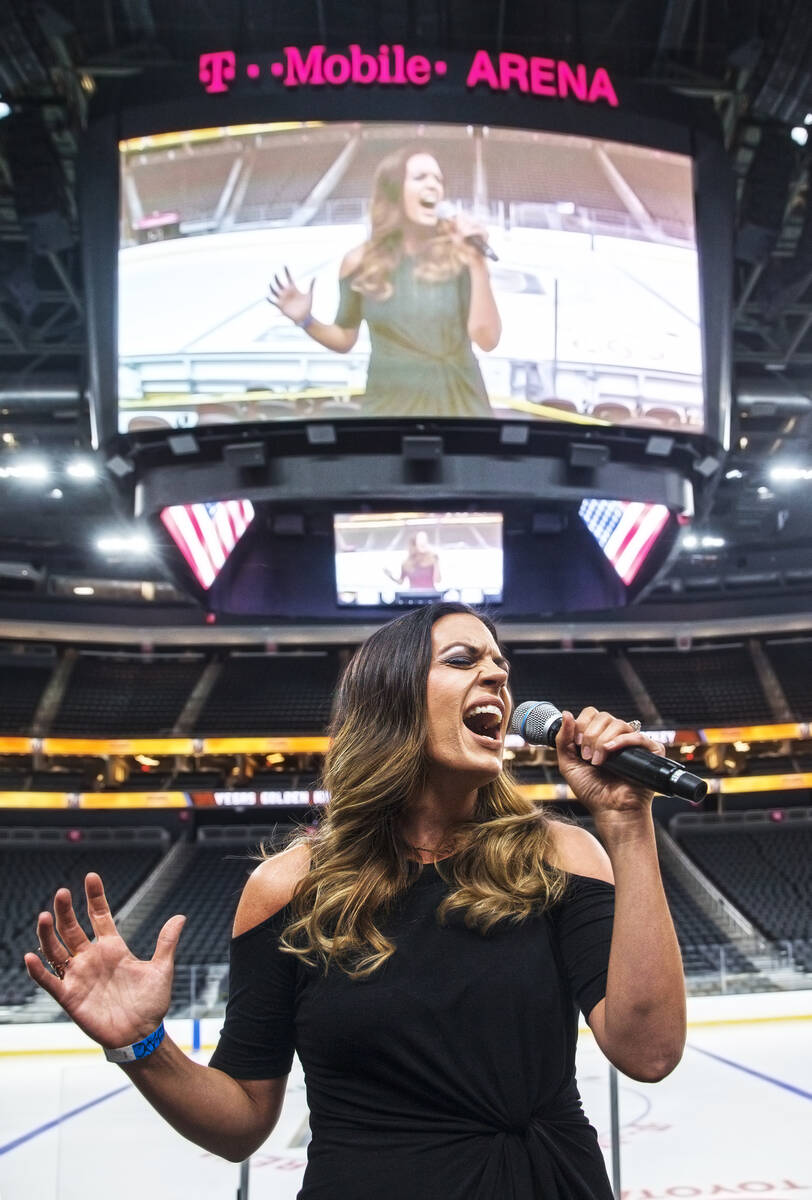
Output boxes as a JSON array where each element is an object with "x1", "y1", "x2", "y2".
[{"x1": 335, "y1": 511, "x2": 503, "y2": 607}]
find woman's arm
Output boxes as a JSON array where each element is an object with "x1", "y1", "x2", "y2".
[
  {"x1": 449, "y1": 214, "x2": 501, "y2": 351},
  {"x1": 121, "y1": 1037, "x2": 286, "y2": 1162},
  {"x1": 127, "y1": 848, "x2": 311, "y2": 1160},
  {"x1": 551, "y1": 712, "x2": 687, "y2": 1083},
  {"x1": 25, "y1": 856, "x2": 306, "y2": 1161},
  {"x1": 589, "y1": 812, "x2": 685, "y2": 1082},
  {"x1": 267, "y1": 254, "x2": 361, "y2": 354},
  {"x1": 466, "y1": 256, "x2": 502, "y2": 352}
]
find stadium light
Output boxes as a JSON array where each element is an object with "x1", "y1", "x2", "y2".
[
  {"x1": 0, "y1": 459, "x2": 50, "y2": 482},
  {"x1": 770, "y1": 464, "x2": 812, "y2": 482},
  {"x1": 67, "y1": 458, "x2": 98, "y2": 481},
  {"x1": 0, "y1": 100, "x2": 10, "y2": 121},
  {"x1": 790, "y1": 126, "x2": 809, "y2": 147},
  {"x1": 681, "y1": 533, "x2": 725, "y2": 551},
  {"x1": 96, "y1": 532, "x2": 152, "y2": 555}
]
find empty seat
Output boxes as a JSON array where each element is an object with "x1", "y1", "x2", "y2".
[
  {"x1": 196, "y1": 653, "x2": 339, "y2": 735},
  {"x1": 626, "y1": 643, "x2": 771, "y2": 725},
  {"x1": 52, "y1": 654, "x2": 205, "y2": 736}
]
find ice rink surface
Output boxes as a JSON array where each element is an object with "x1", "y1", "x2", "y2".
[{"x1": 2, "y1": 1017, "x2": 810, "y2": 1200}]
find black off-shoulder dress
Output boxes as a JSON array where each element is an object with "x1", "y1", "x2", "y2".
[{"x1": 209, "y1": 862, "x2": 616, "y2": 1199}]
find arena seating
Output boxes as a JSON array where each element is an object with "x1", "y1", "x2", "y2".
[
  {"x1": 604, "y1": 145, "x2": 694, "y2": 232},
  {"x1": 28, "y1": 771, "x2": 88, "y2": 792},
  {"x1": 509, "y1": 648, "x2": 640, "y2": 721},
  {"x1": 239, "y1": 137, "x2": 350, "y2": 223},
  {"x1": 625, "y1": 643, "x2": 772, "y2": 725},
  {"x1": 673, "y1": 816, "x2": 812, "y2": 942},
  {"x1": 0, "y1": 830, "x2": 167, "y2": 1007},
  {"x1": 330, "y1": 136, "x2": 475, "y2": 207},
  {"x1": 51, "y1": 654, "x2": 206, "y2": 736},
  {"x1": 484, "y1": 136, "x2": 623, "y2": 213},
  {"x1": 195, "y1": 651, "x2": 339, "y2": 734},
  {"x1": 129, "y1": 149, "x2": 242, "y2": 226},
  {"x1": 762, "y1": 638, "x2": 812, "y2": 718},
  {"x1": 0, "y1": 660, "x2": 53, "y2": 733},
  {"x1": 657, "y1": 857, "x2": 758, "y2": 979},
  {"x1": 127, "y1": 830, "x2": 291, "y2": 1014}
]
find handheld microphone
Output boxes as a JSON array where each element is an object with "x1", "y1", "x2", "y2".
[
  {"x1": 435, "y1": 201, "x2": 499, "y2": 262},
  {"x1": 510, "y1": 700, "x2": 707, "y2": 805}
]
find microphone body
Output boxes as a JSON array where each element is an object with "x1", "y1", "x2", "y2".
[
  {"x1": 511, "y1": 700, "x2": 706, "y2": 805},
  {"x1": 435, "y1": 201, "x2": 499, "y2": 262}
]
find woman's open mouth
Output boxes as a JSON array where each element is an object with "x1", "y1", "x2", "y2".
[{"x1": 462, "y1": 704, "x2": 503, "y2": 749}]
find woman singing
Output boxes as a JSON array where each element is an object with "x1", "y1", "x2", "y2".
[
  {"x1": 384, "y1": 529, "x2": 442, "y2": 591},
  {"x1": 26, "y1": 603, "x2": 685, "y2": 1198},
  {"x1": 267, "y1": 147, "x2": 502, "y2": 418}
]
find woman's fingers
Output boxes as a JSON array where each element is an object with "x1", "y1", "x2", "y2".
[
  {"x1": 603, "y1": 730, "x2": 666, "y2": 759},
  {"x1": 582, "y1": 716, "x2": 627, "y2": 765},
  {"x1": 36, "y1": 910, "x2": 70, "y2": 967},
  {"x1": 23, "y1": 951, "x2": 64, "y2": 1002},
  {"x1": 53, "y1": 887, "x2": 91, "y2": 955},
  {"x1": 573, "y1": 710, "x2": 657, "y2": 766},
  {"x1": 151, "y1": 914, "x2": 186, "y2": 969},
  {"x1": 84, "y1": 873, "x2": 118, "y2": 939},
  {"x1": 561, "y1": 708, "x2": 649, "y2": 766}
]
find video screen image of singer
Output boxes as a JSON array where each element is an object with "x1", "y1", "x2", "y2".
[
  {"x1": 334, "y1": 511, "x2": 504, "y2": 607},
  {"x1": 118, "y1": 120, "x2": 703, "y2": 433}
]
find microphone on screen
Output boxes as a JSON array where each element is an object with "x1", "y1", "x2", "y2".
[
  {"x1": 510, "y1": 700, "x2": 707, "y2": 805},
  {"x1": 435, "y1": 201, "x2": 499, "y2": 262}
]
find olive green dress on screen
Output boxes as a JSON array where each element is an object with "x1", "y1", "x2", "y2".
[{"x1": 335, "y1": 256, "x2": 492, "y2": 418}]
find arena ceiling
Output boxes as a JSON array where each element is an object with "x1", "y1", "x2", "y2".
[{"x1": 0, "y1": 0, "x2": 811, "y2": 625}]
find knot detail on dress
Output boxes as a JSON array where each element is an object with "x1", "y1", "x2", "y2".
[{"x1": 499, "y1": 1121, "x2": 531, "y2": 1137}]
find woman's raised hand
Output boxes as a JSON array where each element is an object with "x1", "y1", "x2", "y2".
[
  {"x1": 554, "y1": 707, "x2": 666, "y2": 822},
  {"x1": 267, "y1": 267, "x2": 315, "y2": 325},
  {"x1": 447, "y1": 211, "x2": 492, "y2": 265},
  {"x1": 24, "y1": 872, "x2": 185, "y2": 1051}
]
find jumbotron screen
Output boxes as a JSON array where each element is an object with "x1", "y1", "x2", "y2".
[
  {"x1": 334, "y1": 511, "x2": 503, "y2": 606},
  {"x1": 117, "y1": 120, "x2": 703, "y2": 434}
]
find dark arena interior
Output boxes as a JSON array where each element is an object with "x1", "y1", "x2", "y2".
[{"x1": 0, "y1": 2, "x2": 810, "y2": 1197}]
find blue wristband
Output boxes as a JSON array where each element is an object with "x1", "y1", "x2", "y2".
[
  {"x1": 296, "y1": 313, "x2": 314, "y2": 330},
  {"x1": 104, "y1": 1021, "x2": 165, "y2": 1063}
]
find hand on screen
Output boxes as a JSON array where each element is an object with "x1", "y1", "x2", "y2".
[
  {"x1": 448, "y1": 212, "x2": 491, "y2": 263},
  {"x1": 267, "y1": 267, "x2": 315, "y2": 325},
  {"x1": 24, "y1": 871, "x2": 185, "y2": 1051}
]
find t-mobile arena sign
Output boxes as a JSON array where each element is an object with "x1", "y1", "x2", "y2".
[{"x1": 198, "y1": 45, "x2": 620, "y2": 106}]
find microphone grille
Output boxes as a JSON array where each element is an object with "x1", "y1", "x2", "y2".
[{"x1": 510, "y1": 700, "x2": 562, "y2": 746}]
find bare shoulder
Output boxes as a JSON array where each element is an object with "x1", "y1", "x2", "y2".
[
  {"x1": 545, "y1": 819, "x2": 614, "y2": 885},
  {"x1": 232, "y1": 843, "x2": 312, "y2": 936},
  {"x1": 339, "y1": 243, "x2": 365, "y2": 278}
]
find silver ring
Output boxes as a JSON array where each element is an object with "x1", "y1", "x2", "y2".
[
  {"x1": 627, "y1": 719, "x2": 642, "y2": 733},
  {"x1": 47, "y1": 956, "x2": 72, "y2": 980}
]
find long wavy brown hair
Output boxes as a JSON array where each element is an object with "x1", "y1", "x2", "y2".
[
  {"x1": 351, "y1": 146, "x2": 470, "y2": 301},
  {"x1": 275, "y1": 602, "x2": 569, "y2": 979}
]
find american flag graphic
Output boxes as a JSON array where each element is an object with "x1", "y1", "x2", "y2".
[
  {"x1": 579, "y1": 498, "x2": 670, "y2": 586},
  {"x1": 160, "y1": 499, "x2": 255, "y2": 589}
]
